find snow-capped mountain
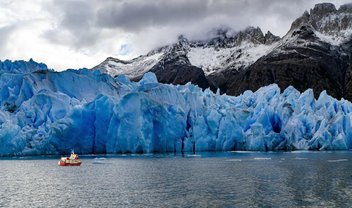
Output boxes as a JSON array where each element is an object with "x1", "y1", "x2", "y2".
[
  {"x1": 93, "y1": 26, "x2": 280, "y2": 84},
  {"x1": 290, "y1": 3, "x2": 352, "y2": 45},
  {"x1": 93, "y1": 3, "x2": 352, "y2": 99},
  {"x1": 227, "y1": 3, "x2": 352, "y2": 100}
]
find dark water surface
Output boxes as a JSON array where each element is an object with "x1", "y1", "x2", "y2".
[{"x1": 1, "y1": 151, "x2": 352, "y2": 207}]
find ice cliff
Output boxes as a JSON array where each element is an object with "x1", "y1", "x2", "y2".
[{"x1": 1, "y1": 60, "x2": 352, "y2": 156}]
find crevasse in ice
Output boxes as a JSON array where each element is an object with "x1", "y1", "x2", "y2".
[{"x1": 1, "y1": 59, "x2": 352, "y2": 156}]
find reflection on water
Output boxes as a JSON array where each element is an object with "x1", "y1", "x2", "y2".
[{"x1": 1, "y1": 152, "x2": 352, "y2": 207}]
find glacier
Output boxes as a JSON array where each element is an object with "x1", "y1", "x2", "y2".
[{"x1": 1, "y1": 59, "x2": 352, "y2": 156}]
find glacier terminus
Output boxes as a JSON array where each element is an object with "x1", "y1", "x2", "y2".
[{"x1": 1, "y1": 59, "x2": 352, "y2": 156}]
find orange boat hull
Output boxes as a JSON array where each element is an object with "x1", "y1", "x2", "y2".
[
  {"x1": 59, "y1": 161, "x2": 81, "y2": 166},
  {"x1": 58, "y1": 160, "x2": 82, "y2": 166}
]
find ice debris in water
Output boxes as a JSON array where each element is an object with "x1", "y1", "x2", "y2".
[{"x1": 1, "y1": 60, "x2": 352, "y2": 156}]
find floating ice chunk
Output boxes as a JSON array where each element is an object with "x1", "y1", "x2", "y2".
[
  {"x1": 92, "y1": 158, "x2": 109, "y2": 164},
  {"x1": 327, "y1": 159, "x2": 348, "y2": 163},
  {"x1": 253, "y1": 157, "x2": 271, "y2": 160},
  {"x1": 226, "y1": 159, "x2": 242, "y2": 162},
  {"x1": 295, "y1": 157, "x2": 308, "y2": 160}
]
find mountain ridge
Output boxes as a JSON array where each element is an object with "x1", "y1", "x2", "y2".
[{"x1": 93, "y1": 2, "x2": 352, "y2": 99}]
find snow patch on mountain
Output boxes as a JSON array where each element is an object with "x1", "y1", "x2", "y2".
[
  {"x1": 188, "y1": 42, "x2": 276, "y2": 75},
  {"x1": 315, "y1": 30, "x2": 352, "y2": 45},
  {"x1": 94, "y1": 52, "x2": 163, "y2": 78},
  {"x1": 314, "y1": 11, "x2": 352, "y2": 45},
  {"x1": 314, "y1": 31, "x2": 352, "y2": 46}
]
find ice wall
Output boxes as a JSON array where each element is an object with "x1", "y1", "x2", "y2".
[{"x1": 1, "y1": 60, "x2": 352, "y2": 156}]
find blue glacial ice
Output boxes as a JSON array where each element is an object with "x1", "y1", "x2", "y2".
[{"x1": 1, "y1": 59, "x2": 352, "y2": 156}]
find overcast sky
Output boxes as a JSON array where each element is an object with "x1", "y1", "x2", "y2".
[{"x1": 0, "y1": 0, "x2": 350, "y2": 71}]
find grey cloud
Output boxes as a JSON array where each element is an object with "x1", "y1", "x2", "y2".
[
  {"x1": 42, "y1": 0, "x2": 100, "y2": 48},
  {"x1": 94, "y1": 0, "x2": 306, "y2": 32},
  {"x1": 40, "y1": 0, "x2": 352, "y2": 54},
  {"x1": 0, "y1": 25, "x2": 16, "y2": 56},
  {"x1": 60, "y1": 1, "x2": 94, "y2": 31},
  {"x1": 96, "y1": 0, "x2": 210, "y2": 31}
]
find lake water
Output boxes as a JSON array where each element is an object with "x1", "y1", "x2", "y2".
[{"x1": 1, "y1": 151, "x2": 352, "y2": 207}]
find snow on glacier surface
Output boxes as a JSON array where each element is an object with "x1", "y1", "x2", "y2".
[{"x1": 1, "y1": 60, "x2": 352, "y2": 156}]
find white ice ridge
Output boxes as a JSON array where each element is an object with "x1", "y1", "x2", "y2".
[{"x1": 1, "y1": 60, "x2": 352, "y2": 156}]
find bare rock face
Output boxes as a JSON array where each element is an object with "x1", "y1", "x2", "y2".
[
  {"x1": 149, "y1": 56, "x2": 210, "y2": 90},
  {"x1": 310, "y1": 3, "x2": 337, "y2": 19},
  {"x1": 342, "y1": 39, "x2": 352, "y2": 100},
  {"x1": 226, "y1": 41, "x2": 349, "y2": 99},
  {"x1": 149, "y1": 38, "x2": 210, "y2": 90},
  {"x1": 339, "y1": 3, "x2": 352, "y2": 12},
  {"x1": 264, "y1": 31, "x2": 280, "y2": 44}
]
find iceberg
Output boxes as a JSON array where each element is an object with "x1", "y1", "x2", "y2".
[{"x1": 1, "y1": 59, "x2": 352, "y2": 156}]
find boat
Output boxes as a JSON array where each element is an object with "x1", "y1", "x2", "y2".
[{"x1": 58, "y1": 151, "x2": 82, "y2": 166}]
